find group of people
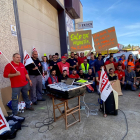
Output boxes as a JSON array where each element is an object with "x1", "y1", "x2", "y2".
[{"x1": 3, "y1": 49, "x2": 140, "y2": 116}]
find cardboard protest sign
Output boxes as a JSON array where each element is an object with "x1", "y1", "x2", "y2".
[
  {"x1": 105, "y1": 63, "x2": 115, "y2": 73},
  {"x1": 92, "y1": 27, "x2": 118, "y2": 52},
  {"x1": 110, "y1": 80, "x2": 123, "y2": 96},
  {"x1": 0, "y1": 98, "x2": 8, "y2": 117},
  {"x1": 68, "y1": 30, "x2": 93, "y2": 52}
]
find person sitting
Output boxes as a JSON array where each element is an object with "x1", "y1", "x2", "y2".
[
  {"x1": 115, "y1": 65, "x2": 125, "y2": 88},
  {"x1": 85, "y1": 68, "x2": 95, "y2": 93},
  {"x1": 96, "y1": 65, "x2": 107, "y2": 94},
  {"x1": 89, "y1": 55, "x2": 96, "y2": 73},
  {"x1": 105, "y1": 56, "x2": 115, "y2": 66},
  {"x1": 78, "y1": 69, "x2": 85, "y2": 78},
  {"x1": 48, "y1": 69, "x2": 58, "y2": 84},
  {"x1": 58, "y1": 70, "x2": 69, "y2": 82},
  {"x1": 108, "y1": 68, "x2": 117, "y2": 81},
  {"x1": 115, "y1": 58, "x2": 125, "y2": 70},
  {"x1": 124, "y1": 65, "x2": 137, "y2": 91},
  {"x1": 135, "y1": 65, "x2": 140, "y2": 88},
  {"x1": 81, "y1": 59, "x2": 89, "y2": 74},
  {"x1": 69, "y1": 70, "x2": 80, "y2": 79}
]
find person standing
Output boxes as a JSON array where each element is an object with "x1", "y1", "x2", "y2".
[
  {"x1": 114, "y1": 58, "x2": 125, "y2": 70},
  {"x1": 80, "y1": 59, "x2": 89, "y2": 74},
  {"x1": 89, "y1": 55, "x2": 96, "y2": 73},
  {"x1": 25, "y1": 51, "x2": 45, "y2": 105},
  {"x1": 78, "y1": 50, "x2": 91, "y2": 67},
  {"x1": 67, "y1": 52, "x2": 78, "y2": 74},
  {"x1": 41, "y1": 56, "x2": 50, "y2": 90},
  {"x1": 127, "y1": 54, "x2": 135, "y2": 70},
  {"x1": 94, "y1": 54, "x2": 104, "y2": 72},
  {"x1": 57, "y1": 56, "x2": 70, "y2": 75},
  {"x1": 104, "y1": 56, "x2": 115, "y2": 66},
  {"x1": 3, "y1": 53, "x2": 34, "y2": 116},
  {"x1": 55, "y1": 53, "x2": 61, "y2": 62},
  {"x1": 50, "y1": 55, "x2": 61, "y2": 77}
]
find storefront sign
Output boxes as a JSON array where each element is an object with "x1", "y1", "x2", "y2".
[
  {"x1": 68, "y1": 30, "x2": 93, "y2": 52},
  {"x1": 10, "y1": 25, "x2": 17, "y2": 36},
  {"x1": 78, "y1": 21, "x2": 93, "y2": 29},
  {"x1": 92, "y1": 27, "x2": 118, "y2": 52}
]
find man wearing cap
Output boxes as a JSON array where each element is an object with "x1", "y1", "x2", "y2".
[
  {"x1": 115, "y1": 58, "x2": 125, "y2": 70},
  {"x1": 57, "y1": 56, "x2": 70, "y2": 75}
]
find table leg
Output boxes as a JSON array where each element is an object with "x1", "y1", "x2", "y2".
[
  {"x1": 78, "y1": 96, "x2": 81, "y2": 122},
  {"x1": 52, "y1": 97, "x2": 56, "y2": 122},
  {"x1": 64, "y1": 101, "x2": 67, "y2": 130}
]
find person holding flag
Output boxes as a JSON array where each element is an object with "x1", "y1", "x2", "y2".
[
  {"x1": 25, "y1": 51, "x2": 46, "y2": 105},
  {"x1": 3, "y1": 53, "x2": 34, "y2": 116}
]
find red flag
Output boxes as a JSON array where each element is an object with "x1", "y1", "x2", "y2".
[{"x1": 86, "y1": 84, "x2": 94, "y2": 91}]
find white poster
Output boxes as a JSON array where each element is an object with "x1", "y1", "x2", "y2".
[{"x1": 11, "y1": 25, "x2": 17, "y2": 36}]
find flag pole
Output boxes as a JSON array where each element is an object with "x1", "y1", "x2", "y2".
[{"x1": 1, "y1": 52, "x2": 17, "y2": 71}]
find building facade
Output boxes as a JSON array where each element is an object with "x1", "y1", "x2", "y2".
[{"x1": 0, "y1": 0, "x2": 83, "y2": 104}]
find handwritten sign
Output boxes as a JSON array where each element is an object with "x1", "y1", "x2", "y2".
[
  {"x1": 68, "y1": 30, "x2": 93, "y2": 52},
  {"x1": 92, "y1": 27, "x2": 118, "y2": 52},
  {"x1": 105, "y1": 63, "x2": 115, "y2": 73}
]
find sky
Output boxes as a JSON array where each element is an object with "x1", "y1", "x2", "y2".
[{"x1": 81, "y1": 0, "x2": 140, "y2": 47}]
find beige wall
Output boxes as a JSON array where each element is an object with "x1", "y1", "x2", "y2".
[
  {"x1": 58, "y1": 0, "x2": 64, "y2": 6},
  {"x1": 0, "y1": 0, "x2": 19, "y2": 90},
  {"x1": 17, "y1": 0, "x2": 61, "y2": 58},
  {"x1": 75, "y1": 2, "x2": 83, "y2": 31}
]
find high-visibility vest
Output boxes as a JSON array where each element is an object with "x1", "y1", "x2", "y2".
[
  {"x1": 127, "y1": 59, "x2": 135, "y2": 70},
  {"x1": 81, "y1": 63, "x2": 89, "y2": 74}
]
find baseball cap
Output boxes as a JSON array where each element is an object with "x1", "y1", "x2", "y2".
[
  {"x1": 119, "y1": 58, "x2": 123, "y2": 61},
  {"x1": 61, "y1": 56, "x2": 66, "y2": 59}
]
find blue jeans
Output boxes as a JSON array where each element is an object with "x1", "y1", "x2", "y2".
[
  {"x1": 12, "y1": 84, "x2": 31, "y2": 115},
  {"x1": 124, "y1": 81, "x2": 137, "y2": 91},
  {"x1": 87, "y1": 82, "x2": 95, "y2": 93}
]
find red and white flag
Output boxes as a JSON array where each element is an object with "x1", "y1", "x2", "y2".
[
  {"x1": 0, "y1": 51, "x2": 2, "y2": 55},
  {"x1": 24, "y1": 50, "x2": 33, "y2": 66},
  {"x1": 117, "y1": 43, "x2": 124, "y2": 50},
  {"x1": 0, "y1": 108, "x2": 10, "y2": 134},
  {"x1": 99, "y1": 68, "x2": 113, "y2": 101},
  {"x1": 32, "y1": 47, "x2": 37, "y2": 52}
]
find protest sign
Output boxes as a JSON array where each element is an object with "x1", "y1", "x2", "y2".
[
  {"x1": 105, "y1": 63, "x2": 115, "y2": 73},
  {"x1": 92, "y1": 27, "x2": 118, "y2": 52},
  {"x1": 110, "y1": 80, "x2": 123, "y2": 96},
  {"x1": 68, "y1": 30, "x2": 93, "y2": 52}
]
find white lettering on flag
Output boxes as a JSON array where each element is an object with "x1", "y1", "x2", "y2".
[
  {"x1": 24, "y1": 50, "x2": 33, "y2": 66},
  {"x1": 99, "y1": 68, "x2": 113, "y2": 101},
  {"x1": 0, "y1": 108, "x2": 10, "y2": 135}
]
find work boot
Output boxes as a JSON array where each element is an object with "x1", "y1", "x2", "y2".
[
  {"x1": 26, "y1": 107, "x2": 34, "y2": 111},
  {"x1": 33, "y1": 101, "x2": 38, "y2": 105},
  {"x1": 37, "y1": 98, "x2": 46, "y2": 101}
]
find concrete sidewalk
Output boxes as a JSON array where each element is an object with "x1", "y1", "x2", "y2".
[{"x1": 14, "y1": 90, "x2": 140, "y2": 140}]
